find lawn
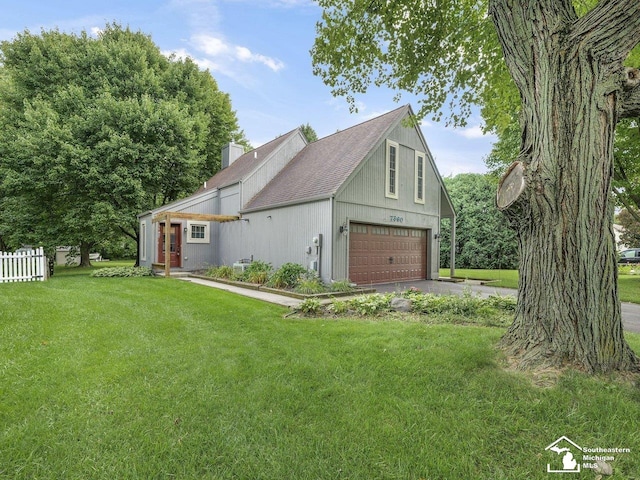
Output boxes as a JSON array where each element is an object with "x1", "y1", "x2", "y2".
[
  {"x1": 1, "y1": 271, "x2": 640, "y2": 479},
  {"x1": 441, "y1": 267, "x2": 640, "y2": 304}
]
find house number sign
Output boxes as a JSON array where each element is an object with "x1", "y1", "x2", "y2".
[{"x1": 390, "y1": 215, "x2": 404, "y2": 223}]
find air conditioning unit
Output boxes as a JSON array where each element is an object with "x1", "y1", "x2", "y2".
[{"x1": 233, "y1": 262, "x2": 250, "y2": 274}]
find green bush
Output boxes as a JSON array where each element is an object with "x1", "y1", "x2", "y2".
[
  {"x1": 268, "y1": 263, "x2": 308, "y2": 289},
  {"x1": 327, "y1": 299, "x2": 350, "y2": 315},
  {"x1": 206, "y1": 265, "x2": 234, "y2": 279},
  {"x1": 295, "y1": 276, "x2": 327, "y2": 294},
  {"x1": 401, "y1": 289, "x2": 516, "y2": 316},
  {"x1": 329, "y1": 279, "x2": 355, "y2": 293},
  {"x1": 347, "y1": 294, "x2": 392, "y2": 316},
  {"x1": 243, "y1": 260, "x2": 272, "y2": 284},
  {"x1": 298, "y1": 298, "x2": 322, "y2": 315},
  {"x1": 90, "y1": 266, "x2": 154, "y2": 278},
  {"x1": 484, "y1": 294, "x2": 517, "y2": 311}
]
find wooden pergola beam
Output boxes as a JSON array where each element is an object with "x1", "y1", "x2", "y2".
[
  {"x1": 152, "y1": 211, "x2": 241, "y2": 278},
  {"x1": 163, "y1": 212, "x2": 171, "y2": 278}
]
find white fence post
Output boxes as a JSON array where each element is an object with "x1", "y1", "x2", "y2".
[{"x1": 0, "y1": 247, "x2": 47, "y2": 283}]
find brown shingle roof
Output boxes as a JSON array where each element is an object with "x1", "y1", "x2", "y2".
[
  {"x1": 198, "y1": 129, "x2": 300, "y2": 192},
  {"x1": 244, "y1": 105, "x2": 409, "y2": 211}
]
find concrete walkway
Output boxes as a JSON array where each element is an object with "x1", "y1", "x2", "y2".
[
  {"x1": 179, "y1": 276, "x2": 640, "y2": 334},
  {"x1": 178, "y1": 277, "x2": 304, "y2": 308}
]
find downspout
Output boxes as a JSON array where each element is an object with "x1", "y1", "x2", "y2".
[
  {"x1": 329, "y1": 196, "x2": 334, "y2": 281},
  {"x1": 450, "y1": 215, "x2": 456, "y2": 278}
]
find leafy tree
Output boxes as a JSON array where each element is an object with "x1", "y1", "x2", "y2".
[
  {"x1": 312, "y1": 0, "x2": 640, "y2": 372},
  {"x1": 0, "y1": 24, "x2": 246, "y2": 265},
  {"x1": 300, "y1": 123, "x2": 318, "y2": 143},
  {"x1": 439, "y1": 174, "x2": 518, "y2": 270},
  {"x1": 617, "y1": 209, "x2": 640, "y2": 249}
]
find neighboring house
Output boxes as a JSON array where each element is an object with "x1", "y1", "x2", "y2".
[
  {"x1": 138, "y1": 105, "x2": 456, "y2": 284},
  {"x1": 613, "y1": 224, "x2": 629, "y2": 251}
]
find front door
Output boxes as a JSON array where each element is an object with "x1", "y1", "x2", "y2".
[{"x1": 158, "y1": 223, "x2": 182, "y2": 268}]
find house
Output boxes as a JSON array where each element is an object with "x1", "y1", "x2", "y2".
[{"x1": 138, "y1": 105, "x2": 456, "y2": 284}]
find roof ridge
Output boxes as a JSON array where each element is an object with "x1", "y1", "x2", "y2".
[
  {"x1": 315, "y1": 104, "x2": 409, "y2": 143},
  {"x1": 250, "y1": 127, "x2": 300, "y2": 152}
]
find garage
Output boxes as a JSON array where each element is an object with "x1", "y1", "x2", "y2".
[{"x1": 348, "y1": 223, "x2": 429, "y2": 284}]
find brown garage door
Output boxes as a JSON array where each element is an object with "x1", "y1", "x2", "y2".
[{"x1": 349, "y1": 223, "x2": 428, "y2": 284}]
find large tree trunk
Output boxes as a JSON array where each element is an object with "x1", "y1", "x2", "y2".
[
  {"x1": 79, "y1": 241, "x2": 92, "y2": 268},
  {"x1": 490, "y1": 0, "x2": 640, "y2": 372}
]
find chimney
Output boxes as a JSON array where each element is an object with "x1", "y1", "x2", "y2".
[{"x1": 221, "y1": 143, "x2": 244, "y2": 169}]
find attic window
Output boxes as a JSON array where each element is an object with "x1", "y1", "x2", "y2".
[
  {"x1": 186, "y1": 221, "x2": 210, "y2": 244},
  {"x1": 415, "y1": 151, "x2": 425, "y2": 204},
  {"x1": 385, "y1": 140, "x2": 399, "y2": 199}
]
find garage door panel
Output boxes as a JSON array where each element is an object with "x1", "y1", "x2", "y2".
[{"x1": 349, "y1": 223, "x2": 428, "y2": 284}]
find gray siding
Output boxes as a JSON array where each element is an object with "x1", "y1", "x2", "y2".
[
  {"x1": 332, "y1": 202, "x2": 440, "y2": 281},
  {"x1": 333, "y1": 121, "x2": 443, "y2": 281},
  {"x1": 138, "y1": 189, "x2": 220, "y2": 270},
  {"x1": 337, "y1": 123, "x2": 440, "y2": 216},
  {"x1": 219, "y1": 184, "x2": 240, "y2": 215},
  {"x1": 217, "y1": 200, "x2": 333, "y2": 282},
  {"x1": 242, "y1": 132, "x2": 307, "y2": 208}
]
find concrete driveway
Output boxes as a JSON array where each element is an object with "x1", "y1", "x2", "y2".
[{"x1": 374, "y1": 279, "x2": 640, "y2": 334}]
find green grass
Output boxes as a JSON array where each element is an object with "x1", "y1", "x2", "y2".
[
  {"x1": 1, "y1": 273, "x2": 640, "y2": 479},
  {"x1": 441, "y1": 268, "x2": 519, "y2": 288},
  {"x1": 441, "y1": 267, "x2": 640, "y2": 303}
]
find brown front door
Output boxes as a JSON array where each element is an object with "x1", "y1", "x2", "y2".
[
  {"x1": 349, "y1": 223, "x2": 428, "y2": 284},
  {"x1": 158, "y1": 223, "x2": 182, "y2": 268}
]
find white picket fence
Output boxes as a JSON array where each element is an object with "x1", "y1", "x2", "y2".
[{"x1": 0, "y1": 247, "x2": 47, "y2": 283}]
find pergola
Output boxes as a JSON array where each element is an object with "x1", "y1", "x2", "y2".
[{"x1": 152, "y1": 211, "x2": 240, "y2": 277}]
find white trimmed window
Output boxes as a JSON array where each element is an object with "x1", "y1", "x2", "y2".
[
  {"x1": 414, "y1": 151, "x2": 426, "y2": 204},
  {"x1": 140, "y1": 222, "x2": 147, "y2": 261},
  {"x1": 186, "y1": 221, "x2": 210, "y2": 244},
  {"x1": 385, "y1": 140, "x2": 399, "y2": 199}
]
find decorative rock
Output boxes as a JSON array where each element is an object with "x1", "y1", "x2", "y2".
[
  {"x1": 390, "y1": 297, "x2": 412, "y2": 313},
  {"x1": 595, "y1": 460, "x2": 613, "y2": 476}
]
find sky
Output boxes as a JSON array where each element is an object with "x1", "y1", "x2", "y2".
[{"x1": 0, "y1": 0, "x2": 496, "y2": 177}]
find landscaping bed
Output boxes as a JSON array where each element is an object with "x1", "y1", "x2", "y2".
[{"x1": 189, "y1": 273, "x2": 375, "y2": 299}]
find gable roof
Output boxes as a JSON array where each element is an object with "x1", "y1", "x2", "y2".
[
  {"x1": 243, "y1": 105, "x2": 410, "y2": 211},
  {"x1": 198, "y1": 128, "x2": 301, "y2": 192}
]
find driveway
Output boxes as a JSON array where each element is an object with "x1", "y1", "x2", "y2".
[{"x1": 374, "y1": 279, "x2": 640, "y2": 334}]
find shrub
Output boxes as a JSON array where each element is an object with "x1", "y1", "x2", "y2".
[
  {"x1": 401, "y1": 289, "x2": 516, "y2": 316},
  {"x1": 329, "y1": 279, "x2": 355, "y2": 293},
  {"x1": 90, "y1": 267, "x2": 154, "y2": 277},
  {"x1": 295, "y1": 275, "x2": 327, "y2": 294},
  {"x1": 347, "y1": 294, "x2": 392, "y2": 316},
  {"x1": 268, "y1": 263, "x2": 308, "y2": 289},
  {"x1": 327, "y1": 299, "x2": 350, "y2": 315},
  {"x1": 298, "y1": 298, "x2": 322, "y2": 315},
  {"x1": 243, "y1": 260, "x2": 272, "y2": 284},
  {"x1": 206, "y1": 265, "x2": 234, "y2": 279},
  {"x1": 484, "y1": 294, "x2": 517, "y2": 312}
]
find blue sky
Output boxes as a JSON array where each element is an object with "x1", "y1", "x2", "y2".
[{"x1": 0, "y1": 0, "x2": 496, "y2": 177}]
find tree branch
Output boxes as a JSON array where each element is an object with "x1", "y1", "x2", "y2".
[
  {"x1": 570, "y1": 0, "x2": 640, "y2": 64},
  {"x1": 613, "y1": 186, "x2": 640, "y2": 224},
  {"x1": 620, "y1": 68, "x2": 640, "y2": 118}
]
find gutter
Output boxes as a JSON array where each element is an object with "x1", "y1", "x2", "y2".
[{"x1": 240, "y1": 193, "x2": 334, "y2": 215}]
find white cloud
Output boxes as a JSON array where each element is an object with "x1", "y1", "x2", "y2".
[
  {"x1": 191, "y1": 33, "x2": 284, "y2": 72},
  {"x1": 194, "y1": 34, "x2": 230, "y2": 56}
]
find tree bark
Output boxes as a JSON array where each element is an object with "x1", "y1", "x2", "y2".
[
  {"x1": 79, "y1": 241, "x2": 92, "y2": 268},
  {"x1": 489, "y1": 0, "x2": 640, "y2": 372}
]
